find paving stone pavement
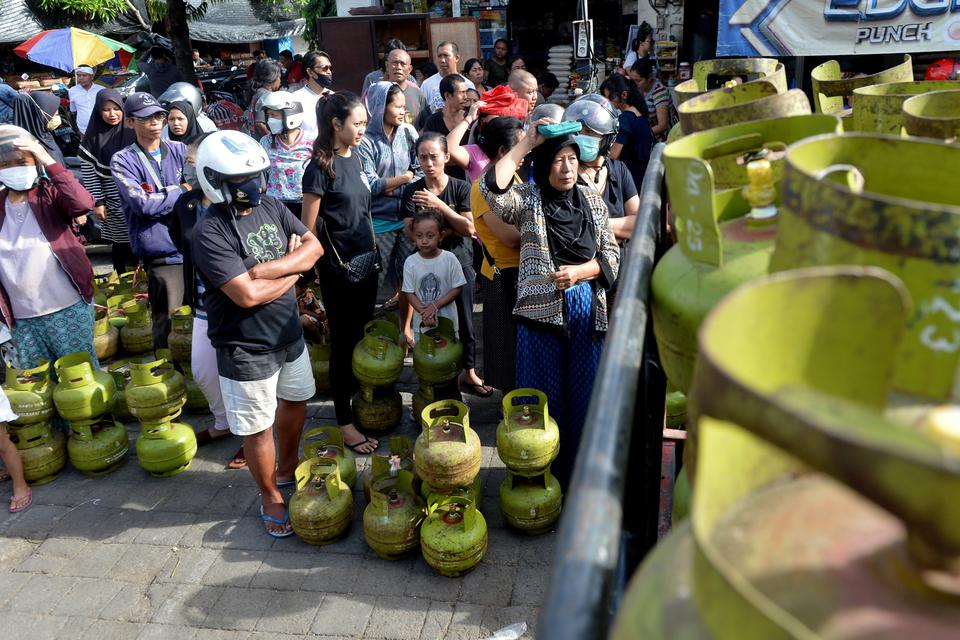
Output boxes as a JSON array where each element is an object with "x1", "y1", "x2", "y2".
[{"x1": 1, "y1": 259, "x2": 553, "y2": 640}]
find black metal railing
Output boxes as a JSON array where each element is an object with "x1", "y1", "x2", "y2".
[{"x1": 538, "y1": 143, "x2": 668, "y2": 640}]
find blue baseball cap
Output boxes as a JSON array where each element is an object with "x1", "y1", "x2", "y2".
[{"x1": 124, "y1": 92, "x2": 167, "y2": 118}]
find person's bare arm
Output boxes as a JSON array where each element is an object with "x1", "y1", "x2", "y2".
[
  {"x1": 248, "y1": 232, "x2": 323, "y2": 280},
  {"x1": 552, "y1": 259, "x2": 601, "y2": 289},
  {"x1": 447, "y1": 101, "x2": 483, "y2": 168},
  {"x1": 652, "y1": 104, "x2": 669, "y2": 137},
  {"x1": 220, "y1": 272, "x2": 300, "y2": 308},
  {"x1": 481, "y1": 211, "x2": 520, "y2": 249},
  {"x1": 608, "y1": 142, "x2": 624, "y2": 160},
  {"x1": 609, "y1": 194, "x2": 639, "y2": 241},
  {"x1": 302, "y1": 193, "x2": 320, "y2": 233},
  {"x1": 411, "y1": 189, "x2": 474, "y2": 236}
]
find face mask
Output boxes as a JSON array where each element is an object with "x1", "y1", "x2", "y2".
[
  {"x1": 267, "y1": 117, "x2": 284, "y2": 134},
  {"x1": 574, "y1": 135, "x2": 601, "y2": 162},
  {"x1": 225, "y1": 175, "x2": 262, "y2": 209},
  {"x1": 182, "y1": 163, "x2": 200, "y2": 190},
  {"x1": 0, "y1": 165, "x2": 38, "y2": 191},
  {"x1": 316, "y1": 73, "x2": 333, "y2": 88},
  {"x1": 46, "y1": 114, "x2": 62, "y2": 131}
]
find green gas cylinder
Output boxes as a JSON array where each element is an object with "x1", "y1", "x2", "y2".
[
  {"x1": 415, "y1": 400, "x2": 481, "y2": 492},
  {"x1": 3, "y1": 359, "x2": 55, "y2": 425},
  {"x1": 352, "y1": 388, "x2": 402, "y2": 432},
  {"x1": 674, "y1": 58, "x2": 787, "y2": 106},
  {"x1": 364, "y1": 470, "x2": 425, "y2": 560},
  {"x1": 412, "y1": 379, "x2": 462, "y2": 428},
  {"x1": 495, "y1": 389, "x2": 559, "y2": 476},
  {"x1": 362, "y1": 436, "x2": 417, "y2": 502},
  {"x1": 851, "y1": 81, "x2": 960, "y2": 133},
  {"x1": 67, "y1": 418, "x2": 128, "y2": 476},
  {"x1": 420, "y1": 475, "x2": 483, "y2": 512},
  {"x1": 672, "y1": 82, "x2": 810, "y2": 140},
  {"x1": 352, "y1": 319, "x2": 403, "y2": 394},
  {"x1": 106, "y1": 293, "x2": 133, "y2": 328},
  {"x1": 301, "y1": 426, "x2": 357, "y2": 488},
  {"x1": 11, "y1": 422, "x2": 66, "y2": 485},
  {"x1": 770, "y1": 133, "x2": 960, "y2": 402},
  {"x1": 93, "y1": 309, "x2": 120, "y2": 362},
  {"x1": 498, "y1": 469, "x2": 562, "y2": 534},
  {"x1": 289, "y1": 459, "x2": 354, "y2": 545},
  {"x1": 107, "y1": 360, "x2": 133, "y2": 421},
  {"x1": 125, "y1": 357, "x2": 187, "y2": 424},
  {"x1": 901, "y1": 89, "x2": 960, "y2": 141},
  {"x1": 613, "y1": 267, "x2": 960, "y2": 639},
  {"x1": 135, "y1": 419, "x2": 197, "y2": 477},
  {"x1": 167, "y1": 306, "x2": 193, "y2": 366},
  {"x1": 652, "y1": 114, "x2": 842, "y2": 393},
  {"x1": 119, "y1": 300, "x2": 153, "y2": 354},
  {"x1": 421, "y1": 495, "x2": 487, "y2": 577},
  {"x1": 413, "y1": 317, "x2": 463, "y2": 386},
  {"x1": 811, "y1": 54, "x2": 913, "y2": 121},
  {"x1": 52, "y1": 352, "x2": 116, "y2": 422},
  {"x1": 308, "y1": 340, "x2": 331, "y2": 394},
  {"x1": 182, "y1": 367, "x2": 209, "y2": 413}
]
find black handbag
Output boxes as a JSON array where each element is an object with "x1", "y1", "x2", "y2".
[{"x1": 324, "y1": 220, "x2": 382, "y2": 283}]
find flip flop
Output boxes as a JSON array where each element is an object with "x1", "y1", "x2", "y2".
[
  {"x1": 260, "y1": 504, "x2": 294, "y2": 538},
  {"x1": 276, "y1": 479, "x2": 295, "y2": 489},
  {"x1": 463, "y1": 382, "x2": 494, "y2": 398},
  {"x1": 9, "y1": 488, "x2": 32, "y2": 513},
  {"x1": 345, "y1": 436, "x2": 378, "y2": 455},
  {"x1": 0, "y1": 469, "x2": 10, "y2": 482},
  {"x1": 227, "y1": 446, "x2": 246, "y2": 470}
]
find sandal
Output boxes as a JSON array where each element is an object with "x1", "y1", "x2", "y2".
[
  {"x1": 462, "y1": 382, "x2": 494, "y2": 398},
  {"x1": 9, "y1": 488, "x2": 32, "y2": 513},
  {"x1": 227, "y1": 446, "x2": 247, "y2": 470},
  {"x1": 259, "y1": 504, "x2": 294, "y2": 538},
  {"x1": 0, "y1": 469, "x2": 9, "y2": 482},
  {"x1": 276, "y1": 478, "x2": 295, "y2": 489},
  {"x1": 382, "y1": 294, "x2": 400, "y2": 311},
  {"x1": 345, "y1": 436, "x2": 378, "y2": 455}
]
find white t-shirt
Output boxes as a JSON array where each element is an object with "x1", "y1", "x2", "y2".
[
  {"x1": 292, "y1": 85, "x2": 331, "y2": 138},
  {"x1": 420, "y1": 73, "x2": 475, "y2": 113},
  {"x1": 0, "y1": 200, "x2": 81, "y2": 319},
  {"x1": 68, "y1": 83, "x2": 104, "y2": 134},
  {"x1": 402, "y1": 250, "x2": 466, "y2": 341}
]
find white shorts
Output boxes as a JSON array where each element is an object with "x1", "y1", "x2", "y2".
[{"x1": 218, "y1": 344, "x2": 315, "y2": 436}]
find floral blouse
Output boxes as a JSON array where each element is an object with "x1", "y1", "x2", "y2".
[{"x1": 259, "y1": 130, "x2": 315, "y2": 203}]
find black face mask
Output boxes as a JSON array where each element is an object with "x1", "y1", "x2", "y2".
[{"x1": 315, "y1": 73, "x2": 333, "y2": 88}]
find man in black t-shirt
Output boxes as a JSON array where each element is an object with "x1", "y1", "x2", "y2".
[{"x1": 192, "y1": 131, "x2": 324, "y2": 539}]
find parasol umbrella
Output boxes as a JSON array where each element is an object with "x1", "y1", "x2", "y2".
[{"x1": 14, "y1": 28, "x2": 135, "y2": 73}]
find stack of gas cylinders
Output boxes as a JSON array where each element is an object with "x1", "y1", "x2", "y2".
[
  {"x1": 411, "y1": 317, "x2": 464, "y2": 421},
  {"x1": 3, "y1": 359, "x2": 66, "y2": 484},
  {"x1": 604, "y1": 53, "x2": 960, "y2": 636},
  {"x1": 495, "y1": 389, "x2": 562, "y2": 534},
  {"x1": 351, "y1": 318, "x2": 404, "y2": 432}
]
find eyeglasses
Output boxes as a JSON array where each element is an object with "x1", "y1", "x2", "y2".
[
  {"x1": 313, "y1": 64, "x2": 332, "y2": 73},
  {"x1": 134, "y1": 114, "x2": 166, "y2": 124}
]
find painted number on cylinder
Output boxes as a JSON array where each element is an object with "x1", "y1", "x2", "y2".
[{"x1": 919, "y1": 295, "x2": 960, "y2": 353}]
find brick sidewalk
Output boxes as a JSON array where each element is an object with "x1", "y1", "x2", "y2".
[{"x1": 0, "y1": 362, "x2": 553, "y2": 639}]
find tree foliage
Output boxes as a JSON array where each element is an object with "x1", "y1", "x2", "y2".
[{"x1": 34, "y1": 0, "x2": 128, "y2": 20}]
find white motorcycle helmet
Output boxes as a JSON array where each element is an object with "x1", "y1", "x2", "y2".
[
  {"x1": 195, "y1": 130, "x2": 270, "y2": 205},
  {"x1": 158, "y1": 81, "x2": 204, "y2": 114},
  {"x1": 0, "y1": 125, "x2": 42, "y2": 191},
  {"x1": 258, "y1": 91, "x2": 304, "y2": 132}
]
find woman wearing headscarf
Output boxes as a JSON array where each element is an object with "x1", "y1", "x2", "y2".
[
  {"x1": 12, "y1": 92, "x2": 65, "y2": 166},
  {"x1": 480, "y1": 122, "x2": 620, "y2": 489},
  {"x1": 78, "y1": 88, "x2": 137, "y2": 273},
  {"x1": 163, "y1": 100, "x2": 203, "y2": 143}
]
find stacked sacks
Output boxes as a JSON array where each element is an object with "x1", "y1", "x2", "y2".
[
  {"x1": 290, "y1": 458, "x2": 354, "y2": 545},
  {"x1": 415, "y1": 400, "x2": 486, "y2": 576},
  {"x1": 412, "y1": 317, "x2": 464, "y2": 423},
  {"x1": 52, "y1": 352, "x2": 127, "y2": 477},
  {"x1": 126, "y1": 354, "x2": 197, "y2": 477},
  {"x1": 351, "y1": 319, "x2": 404, "y2": 432},
  {"x1": 495, "y1": 389, "x2": 562, "y2": 534},
  {"x1": 3, "y1": 359, "x2": 66, "y2": 484}
]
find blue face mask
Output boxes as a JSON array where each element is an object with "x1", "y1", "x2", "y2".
[
  {"x1": 574, "y1": 134, "x2": 601, "y2": 162},
  {"x1": 226, "y1": 175, "x2": 262, "y2": 209}
]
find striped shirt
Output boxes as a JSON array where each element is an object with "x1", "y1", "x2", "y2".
[{"x1": 78, "y1": 145, "x2": 129, "y2": 244}]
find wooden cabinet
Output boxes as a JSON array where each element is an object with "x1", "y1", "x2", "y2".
[{"x1": 316, "y1": 14, "x2": 480, "y2": 95}]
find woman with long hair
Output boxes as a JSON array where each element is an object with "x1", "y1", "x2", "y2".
[
  {"x1": 601, "y1": 73, "x2": 656, "y2": 190},
  {"x1": 481, "y1": 120, "x2": 620, "y2": 488},
  {"x1": 78, "y1": 89, "x2": 137, "y2": 273},
  {"x1": 245, "y1": 59, "x2": 282, "y2": 138},
  {"x1": 470, "y1": 116, "x2": 525, "y2": 392},
  {"x1": 301, "y1": 91, "x2": 379, "y2": 454}
]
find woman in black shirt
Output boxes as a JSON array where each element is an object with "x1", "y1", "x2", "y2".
[{"x1": 301, "y1": 91, "x2": 379, "y2": 454}]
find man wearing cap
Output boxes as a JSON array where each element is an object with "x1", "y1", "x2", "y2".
[
  {"x1": 110, "y1": 92, "x2": 188, "y2": 349},
  {"x1": 68, "y1": 66, "x2": 102, "y2": 135}
]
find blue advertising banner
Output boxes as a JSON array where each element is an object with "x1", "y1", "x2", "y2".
[{"x1": 719, "y1": 0, "x2": 960, "y2": 57}]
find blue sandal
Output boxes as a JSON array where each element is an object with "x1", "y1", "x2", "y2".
[{"x1": 259, "y1": 505, "x2": 294, "y2": 538}]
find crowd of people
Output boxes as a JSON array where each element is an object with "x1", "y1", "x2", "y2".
[{"x1": 0, "y1": 37, "x2": 669, "y2": 535}]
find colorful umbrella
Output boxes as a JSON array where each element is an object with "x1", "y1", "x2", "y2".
[{"x1": 15, "y1": 28, "x2": 136, "y2": 73}]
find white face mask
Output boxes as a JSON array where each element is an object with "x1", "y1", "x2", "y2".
[
  {"x1": 267, "y1": 117, "x2": 284, "y2": 135},
  {"x1": 0, "y1": 165, "x2": 38, "y2": 191},
  {"x1": 46, "y1": 114, "x2": 62, "y2": 131}
]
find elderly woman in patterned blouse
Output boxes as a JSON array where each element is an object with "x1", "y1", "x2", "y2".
[{"x1": 480, "y1": 121, "x2": 619, "y2": 489}]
